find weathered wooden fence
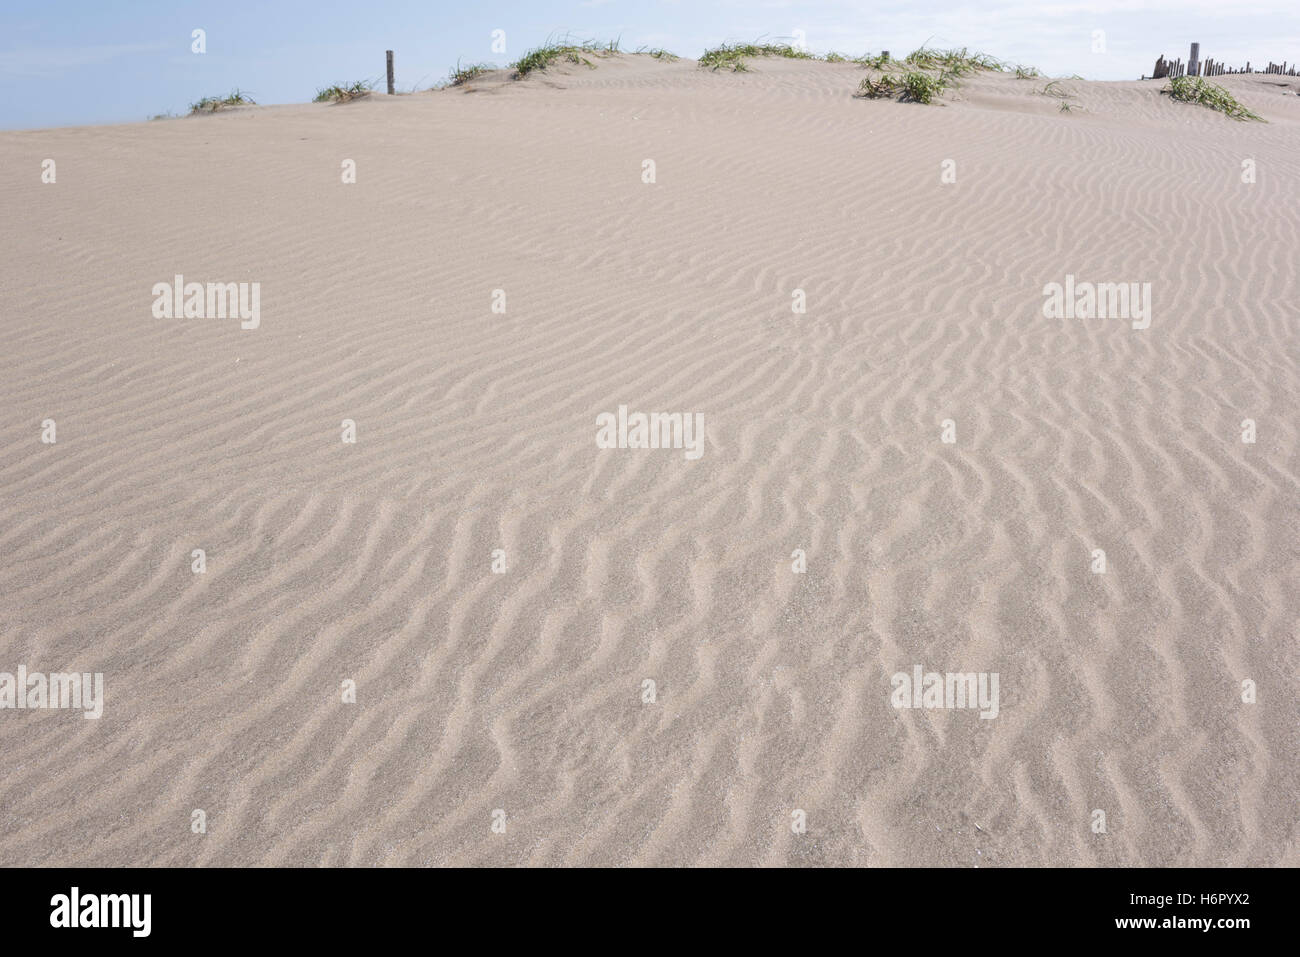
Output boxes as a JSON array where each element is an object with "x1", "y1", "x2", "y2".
[
  {"x1": 1150, "y1": 43, "x2": 1296, "y2": 79},
  {"x1": 1151, "y1": 54, "x2": 1185, "y2": 78}
]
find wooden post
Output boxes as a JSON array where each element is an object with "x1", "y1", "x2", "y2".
[
  {"x1": 1188, "y1": 42, "x2": 1200, "y2": 76},
  {"x1": 386, "y1": 50, "x2": 395, "y2": 95},
  {"x1": 881, "y1": 50, "x2": 889, "y2": 60}
]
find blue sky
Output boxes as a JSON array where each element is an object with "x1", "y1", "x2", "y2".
[{"x1": 2, "y1": 0, "x2": 1298, "y2": 129}]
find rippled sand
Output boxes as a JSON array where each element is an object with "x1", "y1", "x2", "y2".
[{"x1": 1, "y1": 55, "x2": 1297, "y2": 866}]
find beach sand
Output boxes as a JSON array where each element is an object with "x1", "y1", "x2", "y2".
[{"x1": 0, "y1": 55, "x2": 1296, "y2": 866}]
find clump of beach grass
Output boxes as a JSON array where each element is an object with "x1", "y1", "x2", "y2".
[
  {"x1": 828, "y1": 50, "x2": 885, "y2": 65},
  {"x1": 698, "y1": 42, "x2": 816, "y2": 72},
  {"x1": 856, "y1": 69, "x2": 953, "y2": 104},
  {"x1": 314, "y1": 80, "x2": 373, "y2": 103},
  {"x1": 900, "y1": 70, "x2": 951, "y2": 103},
  {"x1": 635, "y1": 46, "x2": 678, "y2": 61},
  {"x1": 449, "y1": 60, "x2": 493, "y2": 86},
  {"x1": 904, "y1": 46, "x2": 1003, "y2": 75},
  {"x1": 512, "y1": 37, "x2": 618, "y2": 78},
  {"x1": 1014, "y1": 64, "x2": 1040, "y2": 79},
  {"x1": 855, "y1": 46, "x2": 999, "y2": 104},
  {"x1": 189, "y1": 89, "x2": 256, "y2": 113},
  {"x1": 1165, "y1": 75, "x2": 1263, "y2": 121},
  {"x1": 855, "y1": 52, "x2": 895, "y2": 70},
  {"x1": 857, "y1": 74, "x2": 901, "y2": 98},
  {"x1": 1037, "y1": 79, "x2": 1083, "y2": 114}
]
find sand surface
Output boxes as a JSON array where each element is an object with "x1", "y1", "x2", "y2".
[{"x1": 1, "y1": 55, "x2": 1297, "y2": 866}]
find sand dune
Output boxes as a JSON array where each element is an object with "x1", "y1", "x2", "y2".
[{"x1": 0, "y1": 54, "x2": 1297, "y2": 866}]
